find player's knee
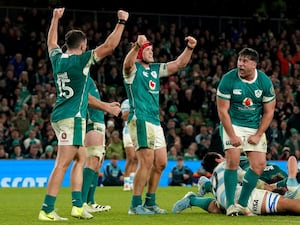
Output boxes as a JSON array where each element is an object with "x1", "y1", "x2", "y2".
[{"x1": 86, "y1": 145, "x2": 105, "y2": 160}]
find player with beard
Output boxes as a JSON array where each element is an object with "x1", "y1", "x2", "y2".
[{"x1": 216, "y1": 48, "x2": 276, "y2": 216}]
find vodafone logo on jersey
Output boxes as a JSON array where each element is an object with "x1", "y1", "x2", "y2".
[
  {"x1": 243, "y1": 97, "x2": 253, "y2": 106},
  {"x1": 149, "y1": 80, "x2": 156, "y2": 90}
]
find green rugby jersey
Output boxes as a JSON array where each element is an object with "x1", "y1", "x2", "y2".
[
  {"x1": 240, "y1": 155, "x2": 287, "y2": 183},
  {"x1": 217, "y1": 68, "x2": 275, "y2": 129},
  {"x1": 87, "y1": 77, "x2": 104, "y2": 124},
  {"x1": 123, "y1": 62, "x2": 167, "y2": 125},
  {"x1": 49, "y1": 48, "x2": 95, "y2": 122}
]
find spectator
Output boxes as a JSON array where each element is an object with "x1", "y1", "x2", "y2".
[
  {"x1": 23, "y1": 129, "x2": 42, "y2": 152},
  {"x1": 168, "y1": 156, "x2": 193, "y2": 186},
  {"x1": 106, "y1": 130, "x2": 124, "y2": 159},
  {"x1": 102, "y1": 153, "x2": 124, "y2": 186},
  {"x1": 266, "y1": 119, "x2": 281, "y2": 146},
  {"x1": 195, "y1": 124, "x2": 209, "y2": 145},
  {"x1": 41, "y1": 123, "x2": 57, "y2": 147},
  {"x1": 178, "y1": 88, "x2": 194, "y2": 115},
  {"x1": 196, "y1": 136, "x2": 210, "y2": 160},
  {"x1": 278, "y1": 146, "x2": 291, "y2": 161},
  {"x1": 5, "y1": 128, "x2": 24, "y2": 155},
  {"x1": 283, "y1": 128, "x2": 300, "y2": 159},
  {"x1": 24, "y1": 141, "x2": 40, "y2": 159},
  {"x1": 165, "y1": 124, "x2": 177, "y2": 150},
  {"x1": 11, "y1": 109, "x2": 30, "y2": 137},
  {"x1": 180, "y1": 124, "x2": 195, "y2": 150},
  {"x1": 28, "y1": 63, "x2": 47, "y2": 93},
  {"x1": 10, "y1": 144, "x2": 25, "y2": 159},
  {"x1": 184, "y1": 142, "x2": 199, "y2": 161},
  {"x1": 267, "y1": 143, "x2": 279, "y2": 160},
  {"x1": 0, "y1": 97, "x2": 13, "y2": 115},
  {"x1": 274, "y1": 98, "x2": 292, "y2": 122},
  {"x1": 276, "y1": 41, "x2": 300, "y2": 77},
  {"x1": 40, "y1": 145, "x2": 56, "y2": 159},
  {"x1": 165, "y1": 89, "x2": 180, "y2": 113},
  {"x1": 164, "y1": 105, "x2": 182, "y2": 129},
  {"x1": 287, "y1": 105, "x2": 300, "y2": 133},
  {"x1": 0, "y1": 143, "x2": 8, "y2": 159},
  {"x1": 105, "y1": 119, "x2": 115, "y2": 144},
  {"x1": 167, "y1": 145, "x2": 178, "y2": 160},
  {"x1": 277, "y1": 119, "x2": 289, "y2": 146},
  {"x1": 173, "y1": 136, "x2": 184, "y2": 156},
  {"x1": 8, "y1": 53, "x2": 25, "y2": 79},
  {"x1": 104, "y1": 66, "x2": 123, "y2": 87}
]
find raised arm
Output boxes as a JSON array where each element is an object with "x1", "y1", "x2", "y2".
[
  {"x1": 47, "y1": 8, "x2": 65, "y2": 52},
  {"x1": 166, "y1": 36, "x2": 197, "y2": 75},
  {"x1": 94, "y1": 10, "x2": 129, "y2": 60},
  {"x1": 123, "y1": 35, "x2": 148, "y2": 75}
]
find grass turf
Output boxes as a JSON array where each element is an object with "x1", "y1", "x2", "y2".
[{"x1": 0, "y1": 186, "x2": 299, "y2": 225}]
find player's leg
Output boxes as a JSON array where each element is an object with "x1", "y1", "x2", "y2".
[
  {"x1": 143, "y1": 123, "x2": 167, "y2": 214},
  {"x1": 224, "y1": 148, "x2": 240, "y2": 215},
  {"x1": 128, "y1": 120, "x2": 154, "y2": 215},
  {"x1": 39, "y1": 145, "x2": 76, "y2": 221},
  {"x1": 238, "y1": 151, "x2": 264, "y2": 207},
  {"x1": 260, "y1": 189, "x2": 300, "y2": 215},
  {"x1": 284, "y1": 155, "x2": 300, "y2": 199},
  {"x1": 220, "y1": 125, "x2": 240, "y2": 215},
  {"x1": 82, "y1": 126, "x2": 110, "y2": 212},
  {"x1": 237, "y1": 131, "x2": 267, "y2": 215},
  {"x1": 39, "y1": 118, "x2": 86, "y2": 221},
  {"x1": 172, "y1": 191, "x2": 220, "y2": 214},
  {"x1": 123, "y1": 131, "x2": 137, "y2": 191}
]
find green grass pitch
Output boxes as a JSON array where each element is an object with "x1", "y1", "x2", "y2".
[{"x1": 0, "y1": 186, "x2": 298, "y2": 225}]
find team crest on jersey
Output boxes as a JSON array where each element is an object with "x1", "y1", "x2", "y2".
[
  {"x1": 150, "y1": 71, "x2": 158, "y2": 79},
  {"x1": 149, "y1": 80, "x2": 156, "y2": 90},
  {"x1": 254, "y1": 90, "x2": 262, "y2": 98},
  {"x1": 243, "y1": 97, "x2": 253, "y2": 106}
]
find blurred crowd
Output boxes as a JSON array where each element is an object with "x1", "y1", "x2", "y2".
[{"x1": 0, "y1": 8, "x2": 300, "y2": 161}]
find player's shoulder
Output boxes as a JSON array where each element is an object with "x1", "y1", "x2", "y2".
[
  {"x1": 257, "y1": 69, "x2": 273, "y2": 85},
  {"x1": 49, "y1": 47, "x2": 62, "y2": 58},
  {"x1": 121, "y1": 99, "x2": 129, "y2": 106},
  {"x1": 257, "y1": 69, "x2": 271, "y2": 80},
  {"x1": 121, "y1": 99, "x2": 130, "y2": 111}
]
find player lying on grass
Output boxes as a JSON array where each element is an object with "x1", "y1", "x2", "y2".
[
  {"x1": 172, "y1": 154, "x2": 300, "y2": 216},
  {"x1": 197, "y1": 152, "x2": 289, "y2": 197}
]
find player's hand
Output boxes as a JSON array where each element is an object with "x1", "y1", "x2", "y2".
[
  {"x1": 185, "y1": 36, "x2": 197, "y2": 49},
  {"x1": 53, "y1": 8, "x2": 65, "y2": 19},
  {"x1": 247, "y1": 135, "x2": 260, "y2": 145},
  {"x1": 110, "y1": 101, "x2": 120, "y2": 107},
  {"x1": 137, "y1": 35, "x2": 148, "y2": 47},
  {"x1": 118, "y1": 10, "x2": 129, "y2": 21},
  {"x1": 230, "y1": 136, "x2": 242, "y2": 147},
  {"x1": 107, "y1": 102, "x2": 121, "y2": 117}
]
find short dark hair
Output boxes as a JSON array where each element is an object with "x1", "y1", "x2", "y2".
[
  {"x1": 65, "y1": 29, "x2": 86, "y2": 49},
  {"x1": 201, "y1": 152, "x2": 221, "y2": 173},
  {"x1": 176, "y1": 156, "x2": 183, "y2": 161},
  {"x1": 238, "y1": 47, "x2": 259, "y2": 63}
]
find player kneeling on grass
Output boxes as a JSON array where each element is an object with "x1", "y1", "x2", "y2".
[{"x1": 172, "y1": 155, "x2": 300, "y2": 216}]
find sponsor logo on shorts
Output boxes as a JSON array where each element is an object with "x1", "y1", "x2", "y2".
[
  {"x1": 62, "y1": 132, "x2": 67, "y2": 139},
  {"x1": 252, "y1": 199, "x2": 259, "y2": 213}
]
